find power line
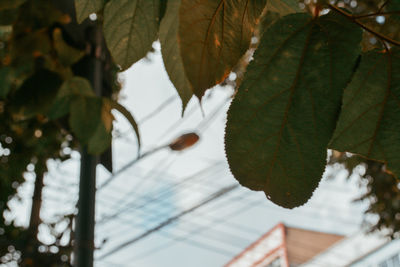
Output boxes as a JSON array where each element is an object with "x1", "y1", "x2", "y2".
[
  {"x1": 97, "y1": 161, "x2": 225, "y2": 225},
  {"x1": 96, "y1": 155, "x2": 177, "y2": 206},
  {"x1": 101, "y1": 203, "x2": 254, "y2": 248},
  {"x1": 97, "y1": 92, "x2": 230, "y2": 202},
  {"x1": 99, "y1": 182, "x2": 260, "y2": 242},
  {"x1": 157, "y1": 230, "x2": 237, "y2": 257},
  {"x1": 196, "y1": 95, "x2": 231, "y2": 132},
  {"x1": 120, "y1": 195, "x2": 266, "y2": 263},
  {"x1": 96, "y1": 184, "x2": 239, "y2": 260},
  {"x1": 97, "y1": 145, "x2": 168, "y2": 190},
  {"x1": 138, "y1": 95, "x2": 177, "y2": 125},
  {"x1": 96, "y1": 156, "x2": 179, "y2": 225}
]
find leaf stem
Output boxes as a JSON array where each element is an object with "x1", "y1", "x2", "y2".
[
  {"x1": 354, "y1": 11, "x2": 400, "y2": 19},
  {"x1": 328, "y1": 4, "x2": 400, "y2": 47}
]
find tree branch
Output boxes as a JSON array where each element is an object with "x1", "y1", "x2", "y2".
[{"x1": 328, "y1": 4, "x2": 400, "y2": 47}]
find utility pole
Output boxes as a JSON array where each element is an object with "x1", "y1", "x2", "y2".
[
  {"x1": 52, "y1": 1, "x2": 106, "y2": 266},
  {"x1": 74, "y1": 149, "x2": 97, "y2": 267},
  {"x1": 74, "y1": 25, "x2": 104, "y2": 267}
]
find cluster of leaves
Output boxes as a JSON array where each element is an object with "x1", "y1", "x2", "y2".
[
  {"x1": 360, "y1": 160, "x2": 400, "y2": 238},
  {"x1": 74, "y1": 0, "x2": 400, "y2": 210},
  {"x1": 0, "y1": 0, "x2": 120, "y2": 265},
  {"x1": 72, "y1": 0, "x2": 400, "y2": 230},
  {"x1": 1, "y1": 0, "x2": 400, "y2": 265},
  {"x1": 328, "y1": 152, "x2": 400, "y2": 238}
]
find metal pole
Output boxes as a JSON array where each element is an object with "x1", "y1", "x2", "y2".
[
  {"x1": 74, "y1": 25, "x2": 104, "y2": 267},
  {"x1": 74, "y1": 149, "x2": 97, "y2": 267}
]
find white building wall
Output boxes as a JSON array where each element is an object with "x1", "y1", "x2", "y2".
[{"x1": 351, "y1": 239, "x2": 400, "y2": 267}]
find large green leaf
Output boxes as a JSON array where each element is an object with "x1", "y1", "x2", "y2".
[
  {"x1": 159, "y1": 0, "x2": 193, "y2": 111},
  {"x1": 330, "y1": 48, "x2": 400, "y2": 177},
  {"x1": 48, "y1": 77, "x2": 94, "y2": 119},
  {"x1": 69, "y1": 95, "x2": 102, "y2": 144},
  {"x1": 177, "y1": 0, "x2": 267, "y2": 99},
  {"x1": 74, "y1": 0, "x2": 103, "y2": 24},
  {"x1": 103, "y1": 0, "x2": 160, "y2": 70},
  {"x1": 225, "y1": 13, "x2": 362, "y2": 208}
]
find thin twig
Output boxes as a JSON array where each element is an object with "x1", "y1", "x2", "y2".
[
  {"x1": 378, "y1": 0, "x2": 390, "y2": 13},
  {"x1": 354, "y1": 11, "x2": 400, "y2": 19},
  {"x1": 328, "y1": 4, "x2": 400, "y2": 47}
]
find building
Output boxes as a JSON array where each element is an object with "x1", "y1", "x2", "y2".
[
  {"x1": 224, "y1": 223, "x2": 344, "y2": 267},
  {"x1": 225, "y1": 223, "x2": 399, "y2": 267}
]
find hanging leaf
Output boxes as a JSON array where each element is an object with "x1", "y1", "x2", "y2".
[
  {"x1": 225, "y1": 13, "x2": 362, "y2": 208},
  {"x1": 88, "y1": 122, "x2": 112, "y2": 155},
  {"x1": 107, "y1": 99, "x2": 141, "y2": 153},
  {"x1": 267, "y1": 0, "x2": 301, "y2": 16},
  {"x1": 330, "y1": 48, "x2": 400, "y2": 177},
  {"x1": 177, "y1": 0, "x2": 267, "y2": 99},
  {"x1": 69, "y1": 95, "x2": 102, "y2": 144},
  {"x1": 74, "y1": 0, "x2": 103, "y2": 24},
  {"x1": 103, "y1": 0, "x2": 160, "y2": 70},
  {"x1": 0, "y1": 67, "x2": 13, "y2": 99},
  {"x1": 88, "y1": 99, "x2": 113, "y2": 155},
  {"x1": 48, "y1": 77, "x2": 94, "y2": 119},
  {"x1": 53, "y1": 28, "x2": 84, "y2": 67},
  {"x1": 159, "y1": 0, "x2": 193, "y2": 111}
]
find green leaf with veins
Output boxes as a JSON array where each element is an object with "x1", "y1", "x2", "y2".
[
  {"x1": 225, "y1": 12, "x2": 362, "y2": 208},
  {"x1": 330, "y1": 48, "x2": 400, "y2": 178},
  {"x1": 103, "y1": 0, "x2": 160, "y2": 70},
  {"x1": 177, "y1": 0, "x2": 267, "y2": 99},
  {"x1": 74, "y1": 0, "x2": 103, "y2": 24},
  {"x1": 159, "y1": 0, "x2": 193, "y2": 111}
]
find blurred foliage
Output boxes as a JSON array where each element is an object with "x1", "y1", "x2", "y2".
[
  {"x1": 0, "y1": 0, "x2": 119, "y2": 265},
  {"x1": 329, "y1": 152, "x2": 400, "y2": 238},
  {"x1": 323, "y1": 0, "x2": 400, "y2": 238}
]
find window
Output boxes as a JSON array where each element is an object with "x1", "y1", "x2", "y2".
[{"x1": 265, "y1": 257, "x2": 281, "y2": 267}]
